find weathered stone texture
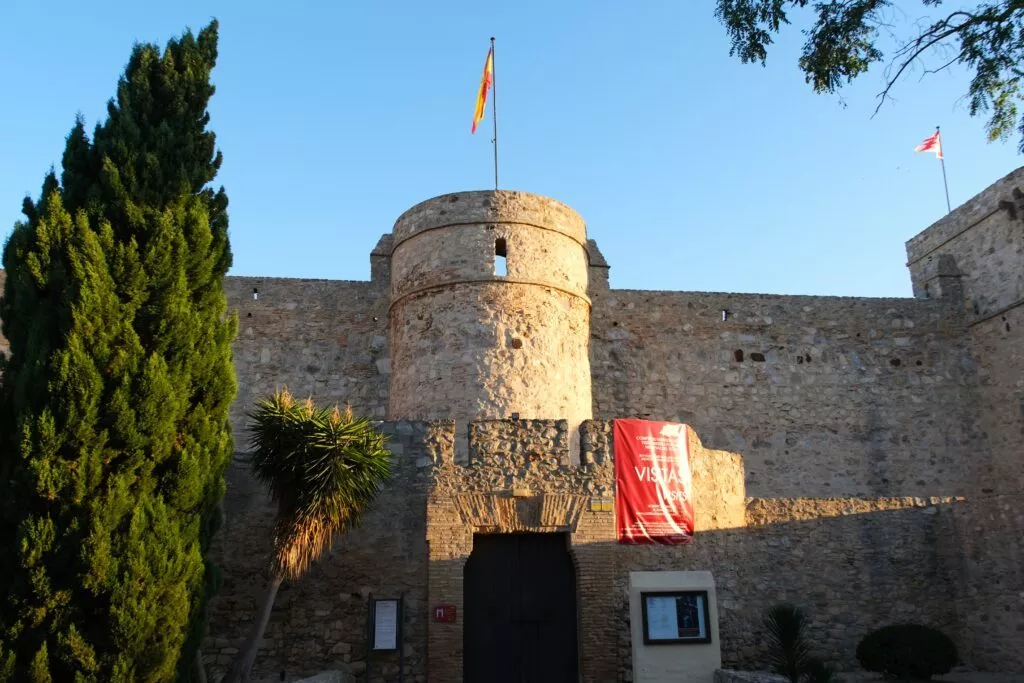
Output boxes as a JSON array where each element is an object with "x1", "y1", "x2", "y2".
[
  {"x1": 224, "y1": 276, "x2": 390, "y2": 445},
  {"x1": 615, "y1": 496, "x2": 968, "y2": 675},
  {"x1": 589, "y1": 290, "x2": 982, "y2": 497},
  {"x1": 944, "y1": 495, "x2": 1024, "y2": 672},
  {"x1": 387, "y1": 190, "x2": 593, "y2": 459},
  {"x1": 969, "y1": 306, "x2": 1024, "y2": 493},
  {"x1": 424, "y1": 419, "x2": 744, "y2": 683},
  {"x1": 392, "y1": 190, "x2": 587, "y2": 246},
  {"x1": 906, "y1": 166, "x2": 1024, "y2": 316},
  {"x1": 203, "y1": 421, "x2": 433, "y2": 682},
  {"x1": 388, "y1": 284, "x2": 591, "y2": 424}
]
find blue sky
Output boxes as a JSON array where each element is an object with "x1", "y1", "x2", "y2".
[{"x1": 1, "y1": 1, "x2": 1020, "y2": 297}]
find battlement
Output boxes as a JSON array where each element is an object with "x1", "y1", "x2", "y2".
[
  {"x1": 906, "y1": 166, "x2": 1024, "y2": 318},
  {"x1": 374, "y1": 417, "x2": 747, "y2": 533}
]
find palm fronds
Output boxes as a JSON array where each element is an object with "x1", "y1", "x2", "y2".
[
  {"x1": 764, "y1": 603, "x2": 812, "y2": 683},
  {"x1": 246, "y1": 389, "x2": 392, "y2": 580}
]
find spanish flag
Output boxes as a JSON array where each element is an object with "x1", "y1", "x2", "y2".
[{"x1": 472, "y1": 46, "x2": 494, "y2": 134}]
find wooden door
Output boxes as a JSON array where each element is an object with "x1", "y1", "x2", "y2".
[{"x1": 464, "y1": 533, "x2": 579, "y2": 683}]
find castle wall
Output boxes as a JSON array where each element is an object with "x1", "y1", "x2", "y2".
[
  {"x1": 223, "y1": 276, "x2": 390, "y2": 446},
  {"x1": 906, "y1": 167, "x2": 1024, "y2": 316},
  {"x1": 589, "y1": 290, "x2": 982, "y2": 498},
  {"x1": 3, "y1": 170, "x2": 1023, "y2": 677},
  {"x1": 904, "y1": 168, "x2": 1024, "y2": 673},
  {"x1": 202, "y1": 419, "x2": 985, "y2": 680},
  {"x1": 202, "y1": 421, "x2": 435, "y2": 682},
  {"x1": 960, "y1": 310, "x2": 1024, "y2": 670}
]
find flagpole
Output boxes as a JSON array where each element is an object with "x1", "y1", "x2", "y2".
[
  {"x1": 937, "y1": 125, "x2": 951, "y2": 213},
  {"x1": 491, "y1": 36, "x2": 498, "y2": 190}
]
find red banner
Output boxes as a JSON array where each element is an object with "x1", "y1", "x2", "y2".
[{"x1": 614, "y1": 419, "x2": 694, "y2": 545}]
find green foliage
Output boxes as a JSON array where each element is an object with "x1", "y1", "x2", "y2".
[
  {"x1": 764, "y1": 603, "x2": 812, "y2": 683},
  {"x1": 246, "y1": 390, "x2": 393, "y2": 580},
  {"x1": 223, "y1": 391, "x2": 391, "y2": 682},
  {"x1": 0, "y1": 20, "x2": 235, "y2": 682},
  {"x1": 856, "y1": 624, "x2": 958, "y2": 680},
  {"x1": 715, "y1": 0, "x2": 1024, "y2": 152}
]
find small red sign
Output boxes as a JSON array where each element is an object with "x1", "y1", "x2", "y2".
[{"x1": 433, "y1": 605, "x2": 457, "y2": 623}]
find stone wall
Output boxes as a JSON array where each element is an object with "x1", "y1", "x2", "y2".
[
  {"x1": 589, "y1": 289, "x2": 982, "y2": 498},
  {"x1": 906, "y1": 166, "x2": 1024, "y2": 317},
  {"x1": 202, "y1": 421, "x2": 437, "y2": 682},
  {"x1": 224, "y1": 275, "x2": 390, "y2": 446},
  {"x1": 902, "y1": 170, "x2": 1024, "y2": 673},
  {"x1": 202, "y1": 416, "x2": 1020, "y2": 679},
  {"x1": 423, "y1": 418, "x2": 745, "y2": 683},
  {"x1": 944, "y1": 494, "x2": 1024, "y2": 672},
  {"x1": 386, "y1": 190, "x2": 594, "y2": 459},
  {"x1": 969, "y1": 307, "x2": 1024, "y2": 493}
]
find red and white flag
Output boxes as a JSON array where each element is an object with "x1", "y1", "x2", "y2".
[{"x1": 915, "y1": 130, "x2": 943, "y2": 159}]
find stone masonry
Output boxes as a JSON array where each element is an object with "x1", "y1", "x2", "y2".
[{"x1": 1, "y1": 170, "x2": 1022, "y2": 680}]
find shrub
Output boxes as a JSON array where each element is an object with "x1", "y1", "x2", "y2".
[
  {"x1": 856, "y1": 624, "x2": 958, "y2": 680},
  {"x1": 765, "y1": 604, "x2": 811, "y2": 683},
  {"x1": 803, "y1": 658, "x2": 842, "y2": 683}
]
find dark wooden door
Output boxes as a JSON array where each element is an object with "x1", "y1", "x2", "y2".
[{"x1": 464, "y1": 533, "x2": 579, "y2": 683}]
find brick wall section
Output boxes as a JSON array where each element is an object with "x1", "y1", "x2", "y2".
[
  {"x1": 589, "y1": 289, "x2": 983, "y2": 498},
  {"x1": 223, "y1": 276, "x2": 390, "y2": 446},
  {"x1": 202, "y1": 421, "x2": 434, "y2": 682}
]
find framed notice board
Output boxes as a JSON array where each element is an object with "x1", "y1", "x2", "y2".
[
  {"x1": 640, "y1": 590, "x2": 711, "y2": 645},
  {"x1": 369, "y1": 596, "x2": 403, "y2": 651}
]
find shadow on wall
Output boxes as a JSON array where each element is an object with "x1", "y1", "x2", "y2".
[
  {"x1": 202, "y1": 446, "x2": 1024, "y2": 681},
  {"x1": 433, "y1": 499, "x2": 1022, "y2": 682}
]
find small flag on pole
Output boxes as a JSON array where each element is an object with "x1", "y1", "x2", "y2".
[
  {"x1": 471, "y1": 45, "x2": 494, "y2": 134},
  {"x1": 915, "y1": 126, "x2": 951, "y2": 213},
  {"x1": 914, "y1": 129, "x2": 943, "y2": 159}
]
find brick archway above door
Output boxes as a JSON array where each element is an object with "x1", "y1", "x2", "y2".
[{"x1": 450, "y1": 492, "x2": 591, "y2": 533}]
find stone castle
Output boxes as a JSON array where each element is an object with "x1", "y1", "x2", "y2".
[{"x1": 0, "y1": 168, "x2": 1022, "y2": 681}]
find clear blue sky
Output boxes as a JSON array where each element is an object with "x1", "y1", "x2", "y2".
[{"x1": 1, "y1": 1, "x2": 1020, "y2": 296}]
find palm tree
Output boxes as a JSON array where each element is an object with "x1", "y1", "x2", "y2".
[
  {"x1": 223, "y1": 390, "x2": 392, "y2": 683},
  {"x1": 764, "y1": 603, "x2": 812, "y2": 683}
]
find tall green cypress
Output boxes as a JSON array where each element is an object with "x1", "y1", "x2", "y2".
[{"x1": 0, "y1": 21, "x2": 235, "y2": 682}]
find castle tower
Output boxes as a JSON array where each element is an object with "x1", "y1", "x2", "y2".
[{"x1": 387, "y1": 190, "x2": 593, "y2": 456}]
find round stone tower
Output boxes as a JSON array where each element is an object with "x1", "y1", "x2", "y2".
[{"x1": 387, "y1": 190, "x2": 592, "y2": 455}]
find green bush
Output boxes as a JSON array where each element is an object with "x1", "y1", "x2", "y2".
[{"x1": 856, "y1": 624, "x2": 957, "y2": 680}]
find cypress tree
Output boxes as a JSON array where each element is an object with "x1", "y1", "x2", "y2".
[{"x1": 0, "y1": 21, "x2": 235, "y2": 681}]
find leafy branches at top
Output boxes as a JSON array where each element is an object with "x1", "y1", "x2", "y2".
[{"x1": 715, "y1": 0, "x2": 1024, "y2": 151}]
